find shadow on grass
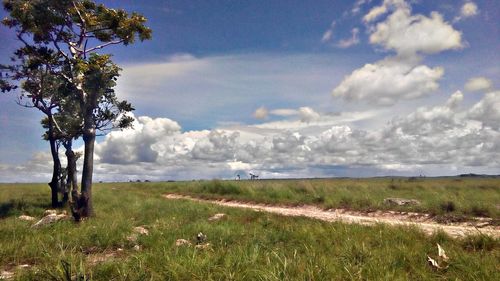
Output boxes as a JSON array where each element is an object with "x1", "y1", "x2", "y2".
[{"x1": 0, "y1": 199, "x2": 52, "y2": 218}]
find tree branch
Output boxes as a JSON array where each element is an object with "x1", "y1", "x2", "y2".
[
  {"x1": 51, "y1": 115, "x2": 67, "y2": 136},
  {"x1": 71, "y1": 0, "x2": 86, "y2": 27},
  {"x1": 16, "y1": 32, "x2": 31, "y2": 49},
  {"x1": 52, "y1": 27, "x2": 71, "y2": 61},
  {"x1": 15, "y1": 97, "x2": 35, "y2": 108},
  {"x1": 86, "y1": 40, "x2": 124, "y2": 53}
]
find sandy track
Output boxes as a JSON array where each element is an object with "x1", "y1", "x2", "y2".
[{"x1": 163, "y1": 194, "x2": 499, "y2": 238}]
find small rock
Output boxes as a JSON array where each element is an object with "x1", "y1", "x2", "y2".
[
  {"x1": 18, "y1": 215, "x2": 36, "y2": 221},
  {"x1": 208, "y1": 213, "x2": 226, "y2": 221},
  {"x1": 195, "y1": 243, "x2": 211, "y2": 250},
  {"x1": 133, "y1": 245, "x2": 141, "y2": 251},
  {"x1": 476, "y1": 222, "x2": 490, "y2": 228},
  {"x1": 17, "y1": 264, "x2": 31, "y2": 269},
  {"x1": 83, "y1": 246, "x2": 100, "y2": 255},
  {"x1": 87, "y1": 252, "x2": 116, "y2": 266},
  {"x1": 127, "y1": 226, "x2": 149, "y2": 242},
  {"x1": 43, "y1": 209, "x2": 58, "y2": 216},
  {"x1": 126, "y1": 234, "x2": 138, "y2": 243},
  {"x1": 0, "y1": 271, "x2": 14, "y2": 280},
  {"x1": 175, "y1": 239, "x2": 192, "y2": 246},
  {"x1": 32, "y1": 213, "x2": 68, "y2": 228},
  {"x1": 384, "y1": 198, "x2": 421, "y2": 206},
  {"x1": 133, "y1": 226, "x2": 149, "y2": 235}
]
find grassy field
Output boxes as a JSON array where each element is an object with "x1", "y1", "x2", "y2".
[
  {"x1": 0, "y1": 181, "x2": 499, "y2": 280},
  {"x1": 147, "y1": 177, "x2": 500, "y2": 220}
]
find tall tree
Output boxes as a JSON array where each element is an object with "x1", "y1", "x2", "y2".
[
  {"x1": 1, "y1": 46, "x2": 68, "y2": 207},
  {"x1": 2, "y1": 0, "x2": 151, "y2": 217}
]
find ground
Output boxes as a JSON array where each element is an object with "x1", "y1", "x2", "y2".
[{"x1": 0, "y1": 178, "x2": 499, "y2": 280}]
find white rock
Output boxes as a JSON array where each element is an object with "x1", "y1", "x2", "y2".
[
  {"x1": 175, "y1": 239, "x2": 192, "y2": 246},
  {"x1": 0, "y1": 271, "x2": 14, "y2": 280},
  {"x1": 195, "y1": 243, "x2": 211, "y2": 250},
  {"x1": 32, "y1": 213, "x2": 68, "y2": 228},
  {"x1": 133, "y1": 226, "x2": 149, "y2": 235},
  {"x1": 18, "y1": 215, "x2": 36, "y2": 221},
  {"x1": 208, "y1": 213, "x2": 226, "y2": 221},
  {"x1": 43, "y1": 209, "x2": 58, "y2": 216},
  {"x1": 384, "y1": 198, "x2": 421, "y2": 206}
]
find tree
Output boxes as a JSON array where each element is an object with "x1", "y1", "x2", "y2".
[
  {"x1": 1, "y1": 46, "x2": 69, "y2": 207},
  {"x1": 2, "y1": 0, "x2": 151, "y2": 218}
]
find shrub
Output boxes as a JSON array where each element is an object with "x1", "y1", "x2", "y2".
[
  {"x1": 470, "y1": 205, "x2": 490, "y2": 217},
  {"x1": 462, "y1": 235, "x2": 498, "y2": 251},
  {"x1": 202, "y1": 180, "x2": 241, "y2": 195},
  {"x1": 440, "y1": 201, "x2": 456, "y2": 213}
]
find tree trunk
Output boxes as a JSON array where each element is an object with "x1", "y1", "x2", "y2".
[
  {"x1": 60, "y1": 171, "x2": 69, "y2": 207},
  {"x1": 80, "y1": 108, "x2": 96, "y2": 218},
  {"x1": 63, "y1": 140, "x2": 77, "y2": 208},
  {"x1": 47, "y1": 120, "x2": 61, "y2": 208},
  {"x1": 64, "y1": 140, "x2": 79, "y2": 194},
  {"x1": 64, "y1": 139, "x2": 84, "y2": 221}
]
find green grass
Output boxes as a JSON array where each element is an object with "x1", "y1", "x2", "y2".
[
  {"x1": 0, "y1": 182, "x2": 499, "y2": 280},
  {"x1": 149, "y1": 177, "x2": 500, "y2": 220}
]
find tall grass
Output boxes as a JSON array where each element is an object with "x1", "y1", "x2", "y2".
[
  {"x1": 0, "y1": 182, "x2": 498, "y2": 280},
  {"x1": 151, "y1": 177, "x2": 500, "y2": 219}
]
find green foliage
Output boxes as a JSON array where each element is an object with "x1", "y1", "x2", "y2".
[
  {"x1": 2, "y1": 0, "x2": 152, "y2": 45},
  {"x1": 2, "y1": 0, "x2": 151, "y2": 213}
]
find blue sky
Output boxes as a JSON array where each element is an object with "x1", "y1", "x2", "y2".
[{"x1": 0, "y1": 0, "x2": 499, "y2": 181}]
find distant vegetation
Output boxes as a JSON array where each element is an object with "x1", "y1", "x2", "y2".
[
  {"x1": 155, "y1": 177, "x2": 500, "y2": 220},
  {"x1": 0, "y1": 182, "x2": 498, "y2": 280}
]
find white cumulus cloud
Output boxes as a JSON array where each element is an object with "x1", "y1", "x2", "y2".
[
  {"x1": 253, "y1": 106, "x2": 269, "y2": 119},
  {"x1": 96, "y1": 115, "x2": 181, "y2": 164},
  {"x1": 363, "y1": 0, "x2": 408, "y2": 23},
  {"x1": 4, "y1": 90, "x2": 500, "y2": 182},
  {"x1": 332, "y1": 57, "x2": 444, "y2": 105},
  {"x1": 468, "y1": 91, "x2": 500, "y2": 130},
  {"x1": 369, "y1": 6, "x2": 462, "y2": 56},
  {"x1": 464, "y1": 77, "x2": 493, "y2": 92},
  {"x1": 333, "y1": 0, "x2": 462, "y2": 106},
  {"x1": 461, "y1": 1, "x2": 479, "y2": 18},
  {"x1": 337, "y1": 28, "x2": 360, "y2": 48},
  {"x1": 299, "y1": 107, "x2": 321, "y2": 123}
]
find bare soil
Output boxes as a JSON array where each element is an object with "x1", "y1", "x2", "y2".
[{"x1": 163, "y1": 194, "x2": 500, "y2": 238}]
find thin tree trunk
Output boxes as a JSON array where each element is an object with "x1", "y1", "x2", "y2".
[
  {"x1": 62, "y1": 140, "x2": 77, "y2": 207},
  {"x1": 60, "y1": 171, "x2": 69, "y2": 207},
  {"x1": 47, "y1": 118, "x2": 61, "y2": 208},
  {"x1": 64, "y1": 140, "x2": 79, "y2": 193},
  {"x1": 65, "y1": 139, "x2": 84, "y2": 220},
  {"x1": 80, "y1": 108, "x2": 96, "y2": 217}
]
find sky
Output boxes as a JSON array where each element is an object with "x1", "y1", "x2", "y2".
[{"x1": 0, "y1": 0, "x2": 499, "y2": 182}]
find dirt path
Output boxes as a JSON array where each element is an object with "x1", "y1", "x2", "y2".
[{"x1": 163, "y1": 194, "x2": 500, "y2": 238}]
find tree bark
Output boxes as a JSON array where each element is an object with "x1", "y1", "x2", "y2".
[
  {"x1": 80, "y1": 107, "x2": 96, "y2": 217},
  {"x1": 47, "y1": 118, "x2": 61, "y2": 208},
  {"x1": 64, "y1": 140, "x2": 79, "y2": 194},
  {"x1": 63, "y1": 140, "x2": 77, "y2": 207},
  {"x1": 60, "y1": 171, "x2": 69, "y2": 207}
]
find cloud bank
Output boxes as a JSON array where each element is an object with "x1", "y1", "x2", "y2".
[{"x1": 3, "y1": 86, "x2": 497, "y2": 182}]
